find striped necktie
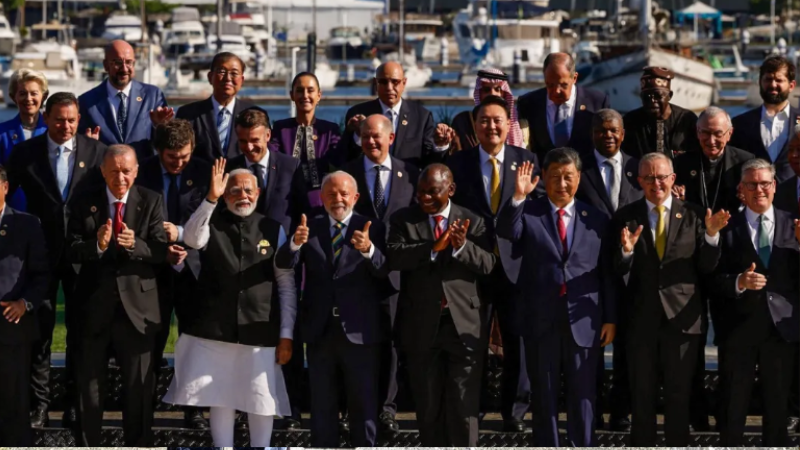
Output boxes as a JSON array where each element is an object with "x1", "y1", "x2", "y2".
[{"x1": 332, "y1": 221, "x2": 345, "y2": 264}]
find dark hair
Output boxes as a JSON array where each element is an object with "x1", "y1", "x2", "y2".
[
  {"x1": 591, "y1": 108, "x2": 624, "y2": 129},
  {"x1": 760, "y1": 55, "x2": 796, "y2": 82},
  {"x1": 0, "y1": 164, "x2": 7, "y2": 183},
  {"x1": 543, "y1": 52, "x2": 575, "y2": 74},
  {"x1": 44, "y1": 92, "x2": 79, "y2": 115},
  {"x1": 154, "y1": 119, "x2": 195, "y2": 153},
  {"x1": 291, "y1": 71, "x2": 320, "y2": 91},
  {"x1": 234, "y1": 107, "x2": 271, "y2": 131},
  {"x1": 471, "y1": 95, "x2": 511, "y2": 121},
  {"x1": 420, "y1": 163, "x2": 453, "y2": 184},
  {"x1": 543, "y1": 147, "x2": 582, "y2": 172},
  {"x1": 209, "y1": 52, "x2": 246, "y2": 72}
]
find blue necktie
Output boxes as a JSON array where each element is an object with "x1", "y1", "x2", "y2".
[
  {"x1": 217, "y1": 108, "x2": 231, "y2": 153},
  {"x1": 56, "y1": 146, "x2": 69, "y2": 200},
  {"x1": 117, "y1": 92, "x2": 127, "y2": 141},
  {"x1": 554, "y1": 104, "x2": 570, "y2": 147}
]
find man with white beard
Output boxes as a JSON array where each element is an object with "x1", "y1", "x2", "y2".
[{"x1": 163, "y1": 159, "x2": 296, "y2": 447}]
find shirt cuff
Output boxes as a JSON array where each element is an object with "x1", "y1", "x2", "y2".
[
  {"x1": 734, "y1": 273, "x2": 746, "y2": 295},
  {"x1": 289, "y1": 237, "x2": 302, "y2": 252},
  {"x1": 620, "y1": 248, "x2": 633, "y2": 260},
  {"x1": 452, "y1": 244, "x2": 466, "y2": 257},
  {"x1": 434, "y1": 143, "x2": 450, "y2": 152},
  {"x1": 511, "y1": 197, "x2": 525, "y2": 207},
  {"x1": 430, "y1": 251, "x2": 438, "y2": 261},
  {"x1": 704, "y1": 232, "x2": 720, "y2": 247},
  {"x1": 280, "y1": 327, "x2": 294, "y2": 340},
  {"x1": 360, "y1": 244, "x2": 375, "y2": 259},
  {"x1": 97, "y1": 242, "x2": 106, "y2": 256},
  {"x1": 177, "y1": 225, "x2": 185, "y2": 243}
]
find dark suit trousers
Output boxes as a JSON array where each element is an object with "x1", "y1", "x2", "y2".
[
  {"x1": 407, "y1": 313, "x2": 484, "y2": 446},
  {"x1": 77, "y1": 302, "x2": 156, "y2": 446},
  {"x1": 32, "y1": 259, "x2": 78, "y2": 410},
  {"x1": 609, "y1": 317, "x2": 631, "y2": 420},
  {"x1": 628, "y1": 316, "x2": 702, "y2": 446},
  {"x1": 378, "y1": 296, "x2": 400, "y2": 417},
  {"x1": 718, "y1": 317, "x2": 796, "y2": 446},
  {"x1": 307, "y1": 316, "x2": 379, "y2": 447},
  {"x1": 0, "y1": 343, "x2": 32, "y2": 446}
]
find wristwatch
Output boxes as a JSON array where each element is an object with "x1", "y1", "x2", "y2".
[{"x1": 23, "y1": 300, "x2": 33, "y2": 312}]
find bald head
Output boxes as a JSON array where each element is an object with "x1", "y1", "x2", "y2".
[
  {"x1": 104, "y1": 40, "x2": 136, "y2": 90},
  {"x1": 375, "y1": 61, "x2": 406, "y2": 108}
]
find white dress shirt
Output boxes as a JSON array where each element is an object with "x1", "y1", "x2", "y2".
[
  {"x1": 245, "y1": 151, "x2": 270, "y2": 188},
  {"x1": 546, "y1": 84, "x2": 577, "y2": 144},
  {"x1": 0, "y1": 204, "x2": 5, "y2": 225},
  {"x1": 548, "y1": 198, "x2": 576, "y2": 250},
  {"x1": 106, "y1": 80, "x2": 133, "y2": 124},
  {"x1": 183, "y1": 198, "x2": 297, "y2": 339},
  {"x1": 288, "y1": 210, "x2": 375, "y2": 258},
  {"x1": 96, "y1": 186, "x2": 131, "y2": 255},
  {"x1": 479, "y1": 145, "x2": 505, "y2": 206},
  {"x1": 364, "y1": 155, "x2": 392, "y2": 206},
  {"x1": 594, "y1": 149, "x2": 623, "y2": 199},
  {"x1": 760, "y1": 102, "x2": 792, "y2": 163},
  {"x1": 353, "y1": 98, "x2": 449, "y2": 151}
]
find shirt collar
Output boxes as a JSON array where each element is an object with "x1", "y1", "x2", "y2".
[
  {"x1": 329, "y1": 211, "x2": 354, "y2": 228},
  {"x1": 478, "y1": 146, "x2": 505, "y2": 165},
  {"x1": 0, "y1": 204, "x2": 5, "y2": 225},
  {"x1": 106, "y1": 79, "x2": 133, "y2": 100},
  {"x1": 646, "y1": 195, "x2": 673, "y2": 213},
  {"x1": 364, "y1": 154, "x2": 392, "y2": 172},
  {"x1": 379, "y1": 99, "x2": 402, "y2": 116},
  {"x1": 430, "y1": 200, "x2": 452, "y2": 220},
  {"x1": 106, "y1": 186, "x2": 131, "y2": 204},
  {"x1": 211, "y1": 95, "x2": 237, "y2": 116},
  {"x1": 47, "y1": 134, "x2": 74, "y2": 152},
  {"x1": 593, "y1": 149, "x2": 622, "y2": 167},
  {"x1": 246, "y1": 151, "x2": 270, "y2": 168},
  {"x1": 548, "y1": 198, "x2": 576, "y2": 217},
  {"x1": 745, "y1": 206, "x2": 775, "y2": 225},
  {"x1": 546, "y1": 84, "x2": 577, "y2": 110},
  {"x1": 761, "y1": 101, "x2": 791, "y2": 120}
]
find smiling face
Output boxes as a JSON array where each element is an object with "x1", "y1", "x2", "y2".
[
  {"x1": 741, "y1": 168, "x2": 776, "y2": 213},
  {"x1": 224, "y1": 173, "x2": 260, "y2": 217},
  {"x1": 475, "y1": 103, "x2": 509, "y2": 151},
  {"x1": 44, "y1": 102, "x2": 80, "y2": 145},
  {"x1": 291, "y1": 74, "x2": 321, "y2": 114},
  {"x1": 638, "y1": 157, "x2": 676, "y2": 205},
  {"x1": 322, "y1": 174, "x2": 359, "y2": 222},
  {"x1": 417, "y1": 168, "x2": 454, "y2": 215},
  {"x1": 359, "y1": 115, "x2": 393, "y2": 164},
  {"x1": 236, "y1": 125, "x2": 271, "y2": 163},
  {"x1": 208, "y1": 57, "x2": 244, "y2": 100},
  {"x1": 14, "y1": 80, "x2": 45, "y2": 118},
  {"x1": 592, "y1": 117, "x2": 624, "y2": 158},
  {"x1": 101, "y1": 149, "x2": 138, "y2": 199},
  {"x1": 103, "y1": 40, "x2": 136, "y2": 90}
]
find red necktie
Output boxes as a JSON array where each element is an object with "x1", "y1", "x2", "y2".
[
  {"x1": 557, "y1": 209, "x2": 568, "y2": 296},
  {"x1": 433, "y1": 215, "x2": 448, "y2": 309},
  {"x1": 113, "y1": 201, "x2": 124, "y2": 247}
]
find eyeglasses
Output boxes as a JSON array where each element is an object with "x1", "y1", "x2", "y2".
[
  {"x1": 110, "y1": 59, "x2": 135, "y2": 69},
  {"x1": 640, "y1": 174, "x2": 673, "y2": 184},
  {"x1": 376, "y1": 78, "x2": 403, "y2": 87},
  {"x1": 698, "y1": 128, "x2": 731, "y2": 139},
  {"x1": 214, "y1": 69, "x2": 242, "y2": 80},
  {"x1": 742, "y1": 181, "x2": 774, "y2": 191}
]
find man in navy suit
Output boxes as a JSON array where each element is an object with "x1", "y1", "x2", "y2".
[
  {"x1": 342, "y1": 114, "x2": 419, "y2": 435},
  {"x1": 276, "y1": 171, "x2": 390, "y2": 447},
  {"x1": 496, "y1": 149, "x2": 616, "y2": 446},
  {"x1": 447, "y1": 95, "x2": 541, "y2": 433},
  {"x1": 78, "y1": 40, "x2": 173, "y2": 162},
  {"x1": 730, "y1": 55, "x2": 799, "y2": 183},
  {"x1": 225, "y1": 107, "x2": 309, "y2": 232},
  {"x1": 175, "y1": 52, "x2": 256, "y2": 163},
  {"x1": 517, "y1": 52, "x2": 609, "y2": 162},
  {"x1": 337, "y1": 61, "x2": 454, "y2": 168},
  {"x1": 0, "y1": 164, "x2": 49, "y2": 446},
  {"x1": 135, "y1": 119, "x2": 211, "y2": 429}
]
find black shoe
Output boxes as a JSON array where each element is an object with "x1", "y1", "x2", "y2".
[
  {"x1": 339, "y1": 412, "x2": 350, "y2": 433},
  {"x1": 787, "y1": 416, "x2": 799, "y2": 433},
  {"x1": 379, "y1": 412, "x2": 399, "y2": 434},
  {"x1": 61, "y1": 407, "x2": 78, "y2": 429},
  {"x1": 235, "y1": 411, "x2": 248, "y2": 430},
  {"x1": 30, "y1": 405, "x2": 49, "y2": 428},
  {"x1": 609, "y1": 415, "x2": 631, "y2": 432},
  {"x1": 283, "y1": 417, "x2": 301, "y2": 430},
  {"x1": 184, "y1": 407, "x2": 209, "y2": 430},
  {"x1": 690, "y1": 417, "x2": 711, "y2": 432},
  {"x1": 503, "y1": 418, "x2": 531, "y2": 432}
]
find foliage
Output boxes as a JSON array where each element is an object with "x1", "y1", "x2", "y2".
[{"x1": 124, "y1": 0, "x2": 178, "y2": 16}]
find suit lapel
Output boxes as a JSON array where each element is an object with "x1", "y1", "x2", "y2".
[
  {"x1": 636, "y1": 200, "x2": 657, "y2": 257},
  {"x1": 353, "y1": 156, "x2": 377, "y2": 217},
  {"x1": 567, "y1": 203, "x2": 587, "y2": 259},
  {"x1": 665, "y1": 199, "x2": 685, "y2": 258},
  {"x1": 539, "y1": 202, "x2": 562, "y2": 255},
  {"x1": 619, "y1": 154, "x2": 638, "y2": 207},
  {"x1": 94, "y1": 85, "x2": 122, "y2": 143},
  {"x1": 32, "y1": 138, "x2": 61, "y2": 202},
  {"x1": 227, "y1": 98, "x2": 248, "y2": 157},
  {"x1": 386, "y1": 157, "x2": 405, "y2": 218},
  {"x1": 500, "y1": 149, "x2": 519, "y2": 214},
  {"x1": 534, "y1": 90, "x2": 554, "y2": 149},
  {"x1": 124, "y1": 82, "x2": 145, "y2": 141},
  {"x1": 584, "y1": 160, "x2": 614, "y2": 212},
  {"x1": 262, "y1": 153, "x2": 277, "y2": 211},
  {"x1": 123, "y1": 186, "x2": 143, "y2": 231},
  {"x1": 569, "y1": 87, "x2": 587, "y2": 146},
  {"x1": 336, "y1": 215, "x2": 361, "y2": 272},
  {"x1": 392, "y1": 102, "x2": 410, "y2": 156},
  {"x1": 469, "y1": 149, "x2": 492, "y2": 216},
  {"x1": 414, "y1": 208, "x2": 434, "y2": 242},
  {"x1": 734, "y1": 214, "x2": 759, "y2": 265},
  {"x1": 774, "y1": 107, "x2": 800, "y2": 164},
  {"x1": 201, "y1": 98, "x2": 223, "y2": 158},
  {"x1": 67, "y1": 136, "x2": 90, "y2": 202},
  {"x1": 750, "y1": 108, "x2": 769, "y2": 158},
  {"x1": 0, "y1": 208, "x2": 14, "y2": 251}
]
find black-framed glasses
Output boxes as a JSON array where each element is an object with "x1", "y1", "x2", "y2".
[
  {"x1": 742, "y1": 181, "x2": 774, "y2": 191},
  {"x1": 641, "y1": 174, "x2": 673, "y2": 184}
]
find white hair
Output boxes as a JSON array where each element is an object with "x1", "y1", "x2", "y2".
[
  {"x1": 227, "y1": 168, "x2": 258, "y2": 186},
  {"x1": 697, "y1": 106, "x2": 732, "y2": 129},
  {"x1": 321, "y1": 171, "x2": 358, "y2": 191},
  {"x1": 740, "y1": 158, "x2": 776, "y2": 182}
]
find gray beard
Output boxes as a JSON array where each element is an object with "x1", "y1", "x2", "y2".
[{"x1": 227, "y1": 201, "x2": 256, "y2": 217}]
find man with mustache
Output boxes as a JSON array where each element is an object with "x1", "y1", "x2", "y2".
[
  {"x1": 164, "y1": 160, "x2": 296, "y2": 447},
  {"x1": 730, "y1": 55, "x2": 800, "y2": 182},
  {"x1": 621, "y1": 67, "x2": 701, "y2": 159},
  {"x1": 78, "y1": 40, "x2": 173, "y2": 162}
]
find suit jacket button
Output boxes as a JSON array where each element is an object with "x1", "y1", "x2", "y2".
[{"x1": 769, "y1": 296, "x2": 773, "y2": 301}]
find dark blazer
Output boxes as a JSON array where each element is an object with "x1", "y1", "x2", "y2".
[
  {"x1": 496, "y1": 197, "x2": 615, "y2": 346},
  {"x1": 78, "y1": 80, "x2": 168, "y2": 161},
  {"x1": 730, "y1": 105, "x2": 799, "y2": 182},
  {"x1": 387, "y1": 203, "x2": 496, "y2": 351},
  {"x1": 575, "y1": 151, "x2": 642, "y2": 219},
  {"x1": 0, "y1": 113, "x2": 48, "y2": 211},
  {"x1": 66, "y1": 185, "x2": 168, "y2": 336},
  {"x1": 712, "y1": 210, "x2": 799, "y2": 343},
  {"x1": 175, "y1": 96, "x2": 256, "y2": 162},
  {"x1": 674, "y1": 146, "x2": 754, "y2": 213},
  {"x1": 774, "y1": 176, "x2": 799, "y2": 216},
  {"x1": 337, "y1": 99, "x2": 441, "y2": 168},
  {"x1": 516, "y1": 86, "x2": 609, "y2": 162},
  {"x1": 6, "y1": 134, "x2": 106, "y2": 266},
  {"x1": 226, "y1": 151, "x2": 310, "y2": 232},
  {"x1": 136, "y1": 155, "x2": 211, "y2": 279},
  {"x1": 276, "y1": 214, "x2": 389, "y2": 345},
  {"x1": 612, "y1": 197, "x2": 721, "y2": 334},
  {"x1": 343, "y1": 155, "x2": 420, "y2": 223},
  {"x1": 0, "y1": 208, "x2": 49, "y2": 344}
]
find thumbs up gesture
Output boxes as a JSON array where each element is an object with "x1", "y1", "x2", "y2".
[
  {"x1": 351, "y1": 221, "x2": 372, "y2": 253},
  {"x1": 294, "y1": 214, "x2": 309, "y2": 246},
  {"x1": 97, "y1": 218, "x2": 113, "y2": 251},
  {"x1": 738, "y1": 262, "x2": 767, "y2": 291}
]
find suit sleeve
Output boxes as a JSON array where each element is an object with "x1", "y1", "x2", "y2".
[
  {"x1": 711, "y1": 229, "x2": 743, "y2": 299},
  {"x1": 21, "y1": 216, "x2": 50, "y2": 309},
  {"x1": 611, "y1": 213, "x2": 634, "y2": 276},
  {"x1": 451, "y1": 215, "x2": 496, "y2": 275},
  {"x1": 387, "y1": 211, "x2": 435, "y2": 271},
  {"x1": 66, "y1": 199, "x2": 106, "y2": 263},
  {"x1": 495, "y1": 198, "x2": 525, "y2": 242},
  {"x1": 599, "y1": 218, "x2": 617, "y2": 324},
  {"x1": 129, "y1": 195, "x2": 168, "y2": 264},
  {"x1": 364, "y1": 222, "x2": 390, "y2": 278}
]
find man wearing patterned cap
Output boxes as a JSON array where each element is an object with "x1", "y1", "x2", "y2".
[
  {"x1": 621, "y1": 66, "x2": 701, "y2": 159},
  {"x1": 450, "y1": 68, "x2": 528, "y2": 151}
]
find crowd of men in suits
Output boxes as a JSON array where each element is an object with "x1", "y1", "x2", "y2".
[{"x1": 0, "y1": 38, "x2": 798, "y2": 447}]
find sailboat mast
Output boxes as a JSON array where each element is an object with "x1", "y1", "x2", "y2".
[{"x1": 640, "y1": 0, "x2": 651, "y2": 50}]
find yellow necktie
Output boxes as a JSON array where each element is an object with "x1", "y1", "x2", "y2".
[
  {"x1": 655, "y1": 205, "x2": 666, "y2": 260},
  {"x1": 490, "y1": 157, "x2": 501, "y2": 214}
]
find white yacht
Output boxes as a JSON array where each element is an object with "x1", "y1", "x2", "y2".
[
  {"x1": 375, "y1": 13, "x2": 444, "y2": 61},
  {"x1": 327, "y1": 26, "x2": 366, "y2": 60},
  {"x1": 163, "y1": 7, "x2": 206, "y2": 57},
  {"x1": 101, "y1": 13, "x2": 147, "y2": 42},
  {"x1": 0, "y1": 14, "x2": 18, "y2": 55},
  {"x1": 205, "y1": 34, "x2": 255, "y2": 65}
]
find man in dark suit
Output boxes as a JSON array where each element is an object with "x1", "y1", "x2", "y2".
[
  {"x1": 730, "y1": 55, "x2": 798, "y2": 182},
  {"x1": 713, "y1": 158, "x2": 799, "y2": 446},
  {"x1": 135, "y1": 119, "x2": 211, "y2": 429},
  {"x1": 574, "y1": 108, "x2": 642, "y2": 432},
  {"x1": 611, "y1": 152, "x2": 730, "y2": 446},
  {"x1": 387, "y1": 164, "x2": 496, "y2": 446},
  {"x1": 774, "y1": 129, "x2": 800, "y2": 215},
  {"x1": 446, "y1": 95, "x2": 540, "y2": 432},
  {"x1": 66, "y1": 144, "x2": 168, "y2": 446},
  {"x1": 517, "y1": 52, "x2": 609, "y2": 162},
  {"x1": 342, "y1": 114, "x2": 419, "y2": 434},
  {"x1": 496, "y1": 149, "x2": 615, "y2": 446},
  {"x1": 175, "y1": 52, "x2": 256, "y2": 162},
  {"x1": 336, "y1": 61, "x2": 453, "y2": 168},
  {"x1": 0, "y1": 165, "x2": 49, "y2": 446},
  {"x1": 78, "y1": 40, "x2": 173, "y2": 161},
  {"x1": 6, "y1": 92, "x2": 107, "y2": 428},
  {"x1": 621, "y1": 67, "x2": 701, "y2": 159},
  {"x1": 276, "y1": 172, "x2": 389, "y2": 447}
]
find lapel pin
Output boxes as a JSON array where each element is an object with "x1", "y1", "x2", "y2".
[
  {"x1": 90, "y1": 206, "x2": 97, "y2": 213},
  {"x1": 626, "y1": 171, "x2": 633, "y2": 177},
  {"x1": 401, "y1": 120, "x2": 408, "y2": 126},
  {"x1": 690, "y1": 170, "x2": 697, "y2": 177},
  {"x1": 271, "y1": 165, "x2": 276, "y2": 170},
  {"x1": 675, "y1": 213, "x2": 683, "y2": 219},
  {"x1": 0, "y1": 230, "x2": 5, "y2": 236},
  {"x1": 259, "y1": 239, "x2": 270, "y2": 248},
  {"x1": 187, "y1": 180, "x2": 193, "y2": 186},
  {"x1": 312, "y1": 135, "x2": 318, "y2": 141},
  {"x1": 11, "y1": 133, "x2": 17, "y2": 140},
  {"x1": 511, "y1": 165, "x2": 517, "y2": 171},
  {"x1": 581, "y1": 210, "x2": 588, "y2": 217},
  {"x1": 79, "y1": 161, "x2": 85, "y2": 168},
  {"x1": 260, "y1": 248, "x2": 267, "y2": 255},
  {"x1": 580, "y1": 104, "x2": 586, "y2": 111},
  {"x1": 136, "y1": 96, "x2": 143, "y2": 102},
  {"x1": 397, "y1": 171, "x2": 403, "y2": 178}
]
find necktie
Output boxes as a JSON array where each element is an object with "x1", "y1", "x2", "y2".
[
  {"x1": 489, "y1": 157, "x2": 501, "y2": 214},
  {"x1": 251, "y1": 164, "x2": 266, "y2": 189},
  {"x1": 655, "y1": 205, "x2": 666, "y2": 260},
  {"x1": 603, "y1": 160, "x2": 620, "y2": 211},
  {"x1": 113, "y1": 201, "x2": 124, "y2": 249},
  {"x1": 55, "y1": 146, "x2": 69, "y2": 200},
  {"x1": 554, "y1": 104, "x2": 570, "y2": 147},
  {"x1": 217, "y1": 108, "x2": 231, "y2": 153},
  {"x1": 433, "y1": 215, "x2": 448, "y2": 309},
  {"x1": 373, "y1": 166, "x2": 386, "y2": 219},
  {"x1": 167, "y1": 173, "x2": 180, "y2": 224},
  {"x1": 757, "y1": 214, "x2": 771, "y2": 267},
  {"x1": 117, "y1": 92, "x2": 127, "y2": 141},
  {"x1": 332, "y1": 221, "x2": 345, "y2": 264},
  {"x1": 557, "y1": 209, "x2": 568, "y2": 296}
]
